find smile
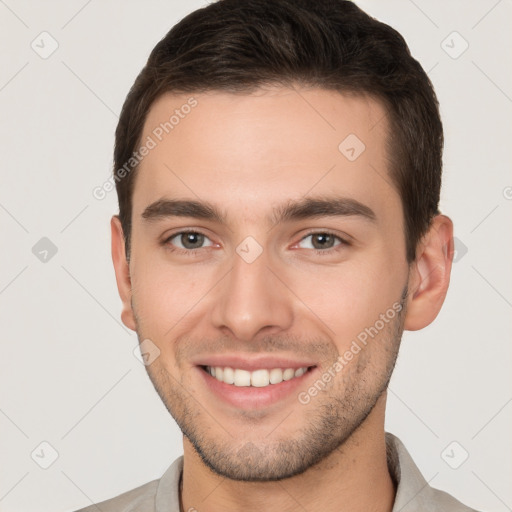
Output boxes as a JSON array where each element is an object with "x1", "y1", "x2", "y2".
[{"x1": 202, "y1": 365, "x2": 313, "y2": 387}]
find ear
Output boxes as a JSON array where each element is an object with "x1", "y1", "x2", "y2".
[
  {"x1": 111, "y1": 215, "x2": 136, "y2": 331},
  {"x1": 404, "y1": 214, "x2": 454, "y2": 331}
]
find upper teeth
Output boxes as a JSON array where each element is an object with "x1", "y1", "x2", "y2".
[{"x1": 206, "y1": 366, "x2": 309, "y2": 387}]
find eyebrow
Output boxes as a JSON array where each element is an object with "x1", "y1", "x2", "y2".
[{"x1": 141, "y1": 196, "x2": 377, "y2": 225}]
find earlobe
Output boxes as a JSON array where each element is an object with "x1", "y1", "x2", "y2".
[
  {"x1": 404, "y1": 215, "x2": 454, "y2": 331},
  {"x1": 111, "y1": 215, "x2": 137, "y2": 331}
]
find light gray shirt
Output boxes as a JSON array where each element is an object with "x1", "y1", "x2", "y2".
[{"x1": 74, "y1": 433, "x2": 479, "y2": 511}]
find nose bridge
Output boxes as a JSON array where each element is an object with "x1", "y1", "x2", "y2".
[{"x1": 211, "y1": 242, "x2": 294, "y2": 341}]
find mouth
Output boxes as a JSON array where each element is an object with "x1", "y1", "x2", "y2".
[
  {"x1": 200, "y1": 365, "x2": 315, "y2": 388},
  {"x1": 195, "y1": 358, "x2": 318, "y2": 410}
]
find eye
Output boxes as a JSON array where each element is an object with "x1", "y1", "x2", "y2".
[
  {"x1": 297, "y1": 232, "x2": 346, "y2": 251},
  {"x1": 165, "y1": 231, "x2": 214, "y2": 251}
]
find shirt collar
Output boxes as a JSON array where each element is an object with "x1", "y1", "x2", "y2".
[{"x1": 386, "y1": 432, "x2": 435, "y2": 511}]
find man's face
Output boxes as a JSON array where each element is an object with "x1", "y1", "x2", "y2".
[{"x1": 123, "y1": 87, "x2": 411, "y2": 480}]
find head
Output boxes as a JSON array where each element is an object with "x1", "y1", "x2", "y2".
[{"x1": 111, "y1": 0, "x2": 453, "y2": 481}]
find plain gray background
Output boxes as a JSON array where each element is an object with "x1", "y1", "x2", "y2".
[{"x1": 0, "y1": 1, "x2": 511, "y2": 511}]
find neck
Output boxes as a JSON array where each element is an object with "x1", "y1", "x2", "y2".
[{"x1": 180, "y1": 394, "x2": 395, "y2": 512}]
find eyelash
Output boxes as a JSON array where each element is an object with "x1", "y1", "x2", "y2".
[{"x1": 162, "y1": 230, "x2": 351, "y2": 256}]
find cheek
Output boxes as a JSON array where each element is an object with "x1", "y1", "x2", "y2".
[
  {"x1": 131, "y1": 258, "x2": 207, "y2": 337},
  {"x1": 285, "y1": 254, "x2": 405, "y2": 344}
]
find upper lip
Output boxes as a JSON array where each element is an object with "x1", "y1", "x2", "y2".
[{"x1": 192, "y1": 354, "x2": 317, "y2": 372}]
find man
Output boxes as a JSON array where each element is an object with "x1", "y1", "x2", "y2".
[{"x1": 77, "y1": 0, "x2": 479, "y2": 510}]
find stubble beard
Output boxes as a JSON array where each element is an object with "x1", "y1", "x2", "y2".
[{"x1": 134, "y1": 287, "x2": 408, "y2": 482}]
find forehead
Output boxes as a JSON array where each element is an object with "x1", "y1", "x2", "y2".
[{"x1": 132, "y1": 86, "x2": 398, "y2": 222}]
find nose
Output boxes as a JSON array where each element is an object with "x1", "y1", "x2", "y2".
[{"x1": 210, "y1": 247, "x2": 294, "y2": 342}]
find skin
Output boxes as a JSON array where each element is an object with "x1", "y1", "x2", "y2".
[{"x1": 111, "y1": 86, "x2": 454, "y2": 512}]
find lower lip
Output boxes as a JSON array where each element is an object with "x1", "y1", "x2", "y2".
[{"x1": 197, "y1": 366, "x2": 317, "y2": 410}]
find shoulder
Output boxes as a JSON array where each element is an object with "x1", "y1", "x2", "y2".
[
  {"x1": 386, "y1": 433, "x2": 481, "y2": 512},
  {"x1": 422, "y1": 486, "x2": 482, "y2": 512},
  {"x1": 71, "y1": 456, "x2": 183, "y2": 512},
  {"x1": 73, "y1": 478, "x2": 159, "y2": 512}
]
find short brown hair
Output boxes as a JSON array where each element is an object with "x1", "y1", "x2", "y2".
[{"x1": 114, "y1": 0, "x2": 443, "y2": 262}]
